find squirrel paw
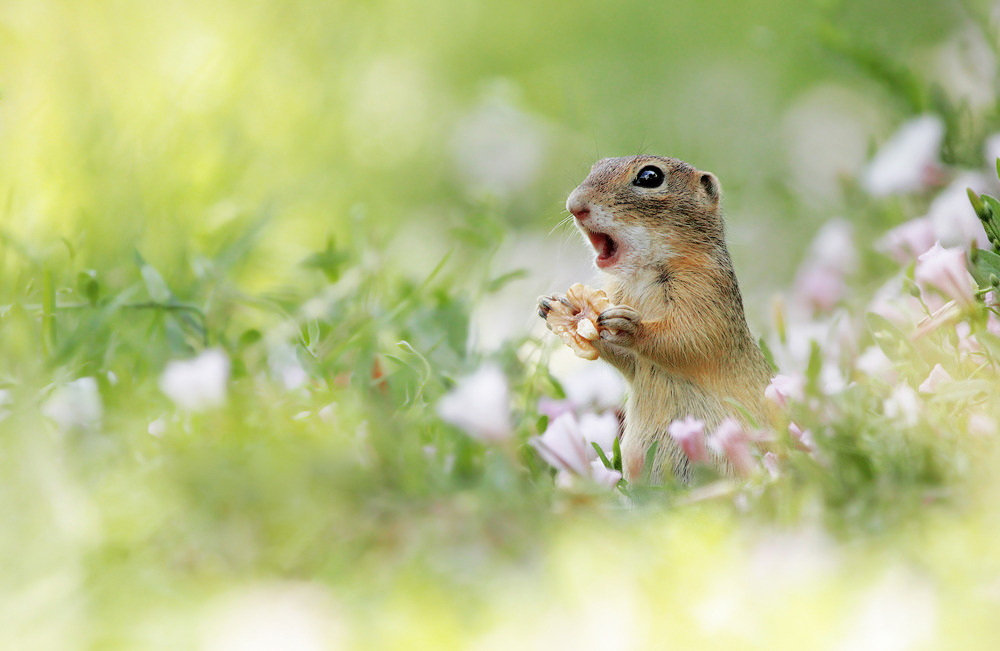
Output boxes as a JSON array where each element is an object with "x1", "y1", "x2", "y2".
[
  {"x1": 597, "y1": 305, "x2": 640, "y2": 346},
  {"x1": 537, "y1": 293, "x2": 575, "y2": 320}
]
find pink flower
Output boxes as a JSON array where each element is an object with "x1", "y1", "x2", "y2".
[
  {"x1": 862, "y1": 115, "x2": 944, "y2": 197},
  {"x1": 868, "y1": 275, "x2": 929, "y2": 326},
  {"x1": 793, "y1": 219, "x2": 856, "y2": 314},
  {"x1": 578, "y1": 411, "x2": 619, "y2": 457},
  {"x1": 531, "y1": 413, "x2": 622, "y2": 487},
  {"x1": 668, "y1": 416, "x2": 708, "y2": 463},
  {"x1": 765, "y1": 374, "x2": 805, "y2": 408},
  {"x1": 788, "y1": 421, "x2": 816, "y2": 453},
  {"x1": 877, "y1": 216, "x2": 936, "y2": 262},
  {"x1": 915, "y1": 242, "x2": 978, "y2": 307},
  {"x1": 708, "y1": 418, "x2": 757, "y2": 476},
  {"x1": 537, "y1": 397, "x2": 574, "y2": 420},
  {"x1": 437, "y1": 364, "x2": 512, "y2": 442},
  {"x1": 794, "y1": 264, "x2": 846, "y2": 313},
  {"x1": 918, "y1": 364, "x2": 953, "y2": 393},
  {"x1": 954, "y1": 322, "x2": 980, "y2": 354},
  {"x1": 988, "y1": 310, "x2": 1000, "y2": 336}
]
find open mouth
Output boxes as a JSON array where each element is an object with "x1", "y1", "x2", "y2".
[{"x1": 584, "y1": 229, "x2": 621, "y2": 269}]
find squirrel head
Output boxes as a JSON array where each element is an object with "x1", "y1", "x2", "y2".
[{"x1": 566, "y1": 155, "x2": 725, "y2": 276}]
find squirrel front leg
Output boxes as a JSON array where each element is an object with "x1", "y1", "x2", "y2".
[{"x1": 597, "y1": 306, "x2": 718, "y2": 374}]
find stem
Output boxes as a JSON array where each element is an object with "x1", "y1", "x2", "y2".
[{"x1": 41, "y1": 271, "x2": 57, "y2": 354}]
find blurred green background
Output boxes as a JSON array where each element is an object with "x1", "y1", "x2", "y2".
[
  {"x1": 0, "y1": 0, "x2": 972, "y2": 296},
  {"x1": 3, "y1": 0, "x2": 999, "y2": 648}
]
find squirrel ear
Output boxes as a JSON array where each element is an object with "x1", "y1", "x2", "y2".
[{"x1": 698, "y1": 172, "x2": 720, "y2": 203}]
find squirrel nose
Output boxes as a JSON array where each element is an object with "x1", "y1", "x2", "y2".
[{"x1": 567, "y1": 196, "x2": 591, "y2": 220}]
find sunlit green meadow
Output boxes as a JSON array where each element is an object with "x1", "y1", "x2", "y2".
[{"x1": 4, "y1": 0, "x2": 1000, "y2": 648}]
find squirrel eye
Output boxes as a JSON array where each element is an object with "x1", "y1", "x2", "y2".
[{"x1": 633, "y1": 166, "x2": 664, "y2": 188}]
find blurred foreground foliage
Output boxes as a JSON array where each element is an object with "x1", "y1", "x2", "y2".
[{"x1": 3, "y1": 0, "x2": 1000, "y2": 648}]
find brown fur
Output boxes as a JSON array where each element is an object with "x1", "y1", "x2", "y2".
[{"x1": 545, "y1": 156, "x2": 772, "y2": 483}]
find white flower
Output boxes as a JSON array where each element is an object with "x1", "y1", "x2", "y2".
[
  {"x1": 667, "y1": 416, "x2": 708, "y2": 463},
  {"x1": 762, "y1": 452, "x2": 780, "y2": 478},
  {"x1": 148, "y1": 416, "x2": 168, "y2": 437},
  {"x1": 159, "y1": 348, "x2": 230, "y2": 411},
  {"x1": 268, "y1": 343, "x2": 308, "y2": 391},
  {"x1": 766, "y1": 313, "x2": 852, "y2": 396},
  {"x1": 557, "y1": 361, "x2": 626, "y2": 413},
  {"x1": 318, "y1": 403, "x2": 337, "y2": 423},
  {"x1": 985, "y1": 133, "x2": 1000, "y2": 169},
  {"x1": 708, "y1": 418, "x2": 757, "y2": 476},
  {"x1": 436, "y1": 364, "x2": 512, "y2": 442},
  {"x1": 968, "y1": 412, "x2": 997, "y2": 437},
  {"x1": 915, "y1": 242, "x2": 978, "y2": 307},
  {"x1": 855, "y1": 346, "x2": 895, "y2": 381},
  {"x1": 918, "y1": 364, "x2": 953, "y2": 394},
  {"x1": 926, "y1": 173, "x2": 993, "y2": 250},
  {"x1": 883, "y1": 384, "x2": 920, "y2": 427},
  {"x1": 41, "y1": 377, "x2": 102, "y2": 430},
  {"x1": 862, "y1": 115, "x2": 944, "y2": 197},
  {"x1": 808, "y1": 218, "x2": 858, "y2": 275},
  {"x1": 877, "y1": 216, "x2": 936, "y2": 262},
  {"x1": 530, "y1": 413, "x2": 622, "y2": 487}
]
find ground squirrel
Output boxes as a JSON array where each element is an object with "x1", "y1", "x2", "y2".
[{"x1": 538, "y1": 155, "x2": 773, "y2": 483}]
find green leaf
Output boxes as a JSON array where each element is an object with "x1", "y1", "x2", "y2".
[
  {"x1": 867, "y1": 312, "x2": 914, "y2": 362},
  {"x1": 301, "y1": 237, "x2": 349, "y2": 282},
  {"x1": 972, "y1": 249, "x2": 1000, "y2": 287},
  {"x1": 641, "y1": 440, "x2": 660, "y2": 484},
  {"x1": 544, "y1": 368, "x2": 566, "y2": 400},
  {"x1": 237, "y1": 329, "x2": 262, "y2": 349},
  {"x1": 967, "y1": 188, "x2": 988, "y2": 220},
  {"x1": 979, "y1": 193, "x2": 1000, "y2": 217},
  {"x1": 758, "y1": 337, "x2": 778, "y2": 374},
  {"x1": 307, "y1": 320, "x2": 321, "y2": 348},
  {"x1": 723, "y1": 397, "x2": 761, "y2": 430},
  {"x1": 485, "y1": 269, "x2": 529, "y2": 293},
  {"x1": 979, "y1": 194, "x2": 1000, "y2": 251},
  {"x1": 41, "y1": 270, "x2": 56, "y2": 354},
  {"x1": 612, "y1": 435, "x2": 623, "y2": 473},
  {"x1": 592, "y1": 442, "x2": 613, "y2": 469},
  {"x1": 805, "y1": 340, "x2": 823, "y2": 395},
  {"x1": 818, "y1": 25, "x2": 928, "y2": 112},
  {"x1": 76, "y1": 270, "x2": 99, "y2": 306},
  {"x1": 140, "y1": 264, "x2": 171, "y2": 303}
]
